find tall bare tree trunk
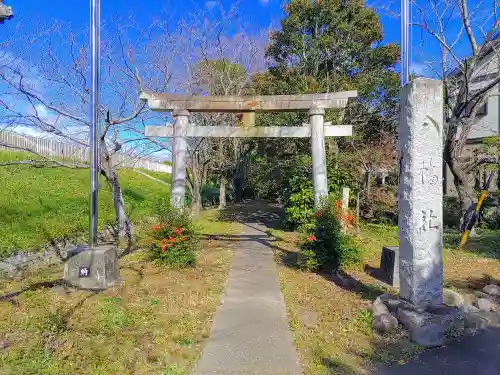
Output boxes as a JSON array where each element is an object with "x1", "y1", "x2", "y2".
[
  {"x1": 364, "y1": 170, "x2": 372, "y2": 198},
  {"x1": 188, "y1": 157, "x2": 203, "y2": 216},
  {"x1": 219, "y1": 175, "x2": 227, "y2": 209},
  {"x1": 445, "y1": 139, "x2": 475, "y2": 229},
  {"x1": 100, "y1": 167, "x2": 133, "y2": 247}
]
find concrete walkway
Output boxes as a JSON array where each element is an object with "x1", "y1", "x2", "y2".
[{"x1": 191, "y1": 222, "x2": 302, "y2": 375}]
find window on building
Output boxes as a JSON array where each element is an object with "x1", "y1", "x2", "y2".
[
  {"x1": 477, "y1": 102, "x2": 488, "y2": 116},
  {"x1": 465, "y1": 101, "x2": 488, "y2": 117}
]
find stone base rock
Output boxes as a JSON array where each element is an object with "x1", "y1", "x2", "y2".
[
  {"x1": 464, "y1": 312, "x2": 489, "y2": 331},
  {"x1": 63, "y1": 245, "x2": 120, "y2": 290},
  {"x1": 476, "y1": 298, "x2": 494, "y2": 312},
  {"x1": 483, "y1": 284, "x2": 500, "y2": 297},
  {"x1": 373, "y1": 293, "x2": 465, "y2": 347},
  {"x1": 411, "y1": 323, "x2": 445, "y2": 348},
  {"x1": 373, "y1": 313, "x2": 398, "y2": 333},
  {"x1": 372, "y1": 296, "x2": 390, "y2": 316},
  {"x1": 443, "y1": 288, "x2": 465, "y2": 307}
]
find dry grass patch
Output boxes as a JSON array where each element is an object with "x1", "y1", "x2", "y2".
[
  {"x1": 270, "y1": 224, "x2": 500, "y2": 375},
  {"x1": 0, "y1": 212, "x2": 241, "y2": 375}
]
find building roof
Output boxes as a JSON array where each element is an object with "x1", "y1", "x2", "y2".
[
  {"x1": 446, "y1": 36, "x2": 500, "y2": 79},
  {"x1": 0, "y1": 1, "x2": 13, "y2": 23}
]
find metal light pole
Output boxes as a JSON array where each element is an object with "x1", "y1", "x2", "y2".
[
  {"x1": 401, "y1": 0, "x2": 410, "y2": 86},
  {"x1": 89, "y1": 0, "x2": 100, "y2": 248}
]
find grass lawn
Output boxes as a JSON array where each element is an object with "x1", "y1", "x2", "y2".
[
  {"x1": 0, "y1": 151, "x2": 171, "y2": 258},
  {"x1": 0, "y1": 210, "x2": 243, "y2": 375},
  {"x1": 269, "y1": 224, "x2": 500, "y2": 375}
]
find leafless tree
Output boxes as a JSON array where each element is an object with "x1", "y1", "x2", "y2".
[
  {"x1": 411, "y1": 0, "x2": 500, "y2": 224},
  {"x1": 0, "y1": 16, "x2": 176, "y2": 246},
  {"x1": 171, "y1": 0, "x2": 266, "y2": 213}
]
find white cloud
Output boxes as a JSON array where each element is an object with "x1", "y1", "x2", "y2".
[
  {"x1": 411, "y1": 62, "x2": 437, "y2": 78},
  {"x1": 12, "y1": 126, "x2": 47, "y2": 138},
  {"x1": 259, "y1": 0, "x2": 270, "y2": 5}
]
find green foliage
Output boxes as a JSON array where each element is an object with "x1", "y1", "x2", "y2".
[
  {"x1": 163, "y1": 365, "x2": 186, "y2": 375},
  {"x1": 281, "y1": 155, "x2": 356, "y2": 231},
  {"x1": 0, "y1": 151, "x2": 170, "y2": 258},
  {"x1": 354, "y1": 309, "x2": 374, "y2": 336},
  {"x1": 264, "y1": 0, "x2": 400, "y2": 128},
  {"x1": 149, "y1": 199, "x2": 200, "y2": 268},
  {"x1": 94, "y1": 299, "x2": 134, "y2": 335},
  {"x1": 443, "y1": 197, "x2": 461, "y2": 229},
  {"x1": 298, "y1": 196, "x2": 361, "y2": 272}
]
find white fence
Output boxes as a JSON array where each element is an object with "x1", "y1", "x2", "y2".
[{"x1": 0, "y1": 131, "x2": 172, "y2": 174}]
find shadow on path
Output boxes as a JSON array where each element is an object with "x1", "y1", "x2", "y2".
[
  {"x1": 374, "y1": 327, "x2": 500, "y2": 375},
  {"x1": 218, "y1": 199, "x2": 285, "y2": 229}
]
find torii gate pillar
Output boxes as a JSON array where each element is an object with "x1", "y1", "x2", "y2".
[
  {"x1": 309, "y1": 107, "x2": 328, "y2": 206},
  {"x1": 171, "y1": 110, "x2": 189, "y2": 208}
]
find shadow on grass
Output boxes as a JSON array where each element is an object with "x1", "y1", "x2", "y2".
[
  {"x1": 321, "y1": 358, "x2": 357, "y2": 375},
  {"x1": 445, "y1": 273, "x2": 500, "y2": 292},
  {"x1": 444, "y1": 230, "x2": 500, "y2": 259}
]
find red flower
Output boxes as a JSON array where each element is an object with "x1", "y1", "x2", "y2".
[
  {"x1": 180, "y1": 236, "x2": 186, "y2": 241},
  {"x1": 152, "y1": 225, "x2": 161, "y2": 231},
  {"x1": 314, "y1": 211, "x2": 322, "y2": 218},
  {"x1": 161, "y1": 245, "x2": 167, "y2": 253},
  {"x1": 173, "y1": 227, "x2": 185, "y2": 235},
  {"x1": 335, "y1": 200, "x2": 343, "y2": 211},
  {"x1": 307, "y1": 235, "x2": 317, "y2": 241}
]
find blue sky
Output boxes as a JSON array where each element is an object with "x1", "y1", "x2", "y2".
[
  {"x1": 2, "y1": 0, "x2": 488, "y2": 160},
  {"x1": 6, "y1": 0, "x2": 401, "y2": 46}
]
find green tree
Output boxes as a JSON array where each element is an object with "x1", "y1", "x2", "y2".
[
  {"x1": 245, "y1": 0, "x2": 400, "y2": 214},
  {"x1": 265, "y1": 0, "x2": 400, "y2": 123}
]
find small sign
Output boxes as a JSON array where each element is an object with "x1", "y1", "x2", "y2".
[{"x1": 79, "y1": 267, "x2": 90, "y2": 278}]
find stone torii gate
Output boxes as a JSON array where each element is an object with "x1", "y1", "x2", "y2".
[{"x1": 140, "y1": 91, "x2": 357, "y2": 208}]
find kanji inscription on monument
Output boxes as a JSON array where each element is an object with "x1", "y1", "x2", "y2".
[
  {"x1": 421, "y1": 209, "x2": 439, "y2": 232},
  {"x1": 398, "y1": 78, "x2": 444, "y2": 307},
  {"x1": 419, "y1": 158, "x2": 439, "y2": 185}
]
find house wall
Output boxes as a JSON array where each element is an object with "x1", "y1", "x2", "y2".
[
  {"x1": 444, "y1": 52, "x2": 500, "y2": 196},
  {"x1": 444, "y1": 143, "x2": 499, "y2": 196},
  {"x1": 468, "y1": 84, "x2": 500, "y2": 138}
]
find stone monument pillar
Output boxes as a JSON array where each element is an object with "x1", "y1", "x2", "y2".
[
  {"x1": 309, "y1": 107, "x2": 328, "y2": 207},
  {"x1": 398, "y1": 78, "x2": 444, "y2": 307},
  {"x1": 171, "y1": 110, "x2": 189, "y2": 208}
]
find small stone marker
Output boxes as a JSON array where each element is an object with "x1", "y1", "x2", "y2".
[
  {"x1": 64, "y1": 245, "x2": 119, "y2": 290},
  {"x1": 379, "y1": 246, "x2": 399, "y2": 287},
  {"x1": 398, "y1": 78, "x2": 444, "y2": 307}
]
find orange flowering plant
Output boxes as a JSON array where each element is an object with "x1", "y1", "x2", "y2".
[
  {"x1": 150, "y1": 199, "x2": 200, "y2": 268},
  {"x1": 298, "y1": 196, "x2": 361, "y2": 272}
]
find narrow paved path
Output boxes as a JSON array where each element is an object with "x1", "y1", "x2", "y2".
[{"x1": 191, "y1": 221, "x2": 302, "y2": 375}]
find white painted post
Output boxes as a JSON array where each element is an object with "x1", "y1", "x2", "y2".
[
  {"x1": 309, "y1": 107, "x2": 328, "y2": 207},
  {"x1": 398, "y1": 78, "x2": 444, "y2": 307},
  {"x1": 171, "y1": 110, "x2": 189, "y2": 208}
]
